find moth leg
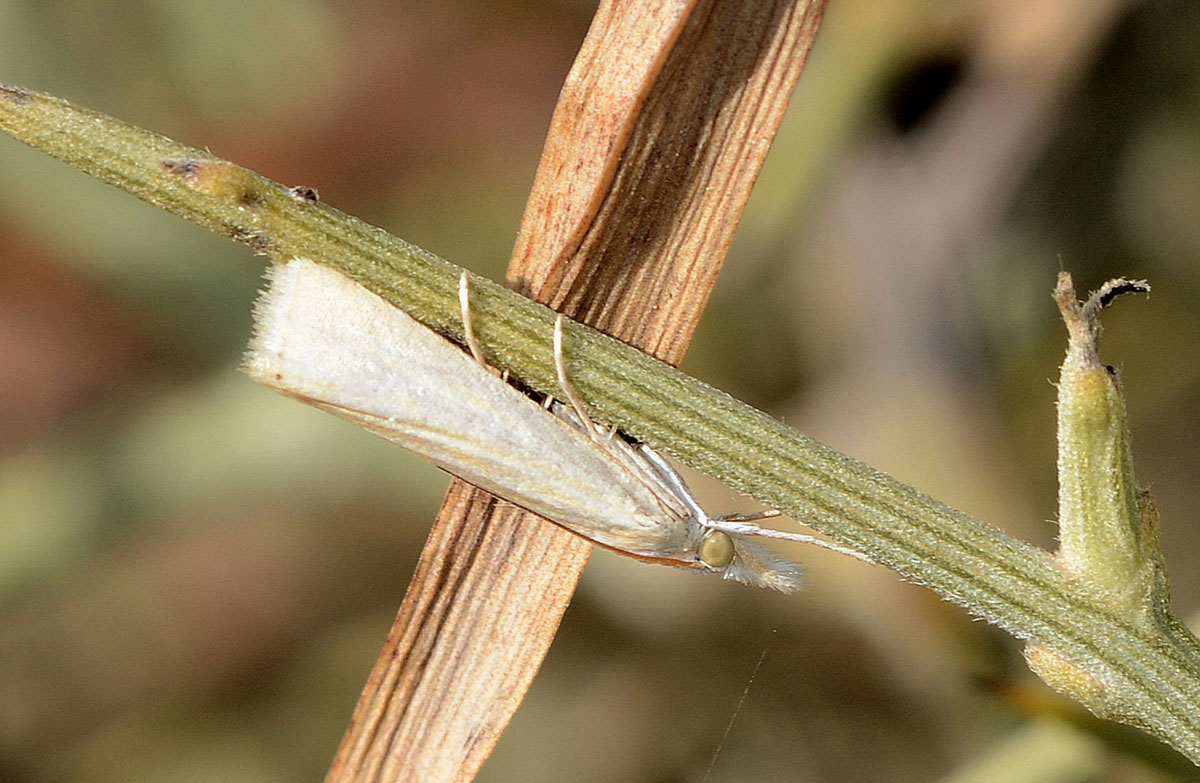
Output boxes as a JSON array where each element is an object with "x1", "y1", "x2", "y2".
[
  {"x1": 637, "y1": 442, "x2": 709, "y2": 522},
  {"x1": 458, "y1": 270, "x2": 488, "y2": 367},
  {"x1": 553, "y1": 315, "x2": 603, "y2": 440},
  {"x1": 721, "y1": 509, "x2": 782, "y2": 523}
]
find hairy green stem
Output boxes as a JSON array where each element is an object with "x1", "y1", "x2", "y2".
[{"x1": 3, "y1": 84, "x2": 1199, "y2": 762}]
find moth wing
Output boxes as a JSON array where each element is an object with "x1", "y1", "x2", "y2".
[{"x1": 244, "y1": 258, "x2": 687, "y2": 557}]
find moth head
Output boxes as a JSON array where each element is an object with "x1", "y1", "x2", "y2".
[
  {"x1": 697, "y1": 529, "x2": 736, "y2": 569},
  {"x1": 693, "y1": 526, "x2": 805, "y2": 593}
]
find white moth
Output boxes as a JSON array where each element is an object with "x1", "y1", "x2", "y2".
[{"x1": 243, "y1": 258, "x2": 866, "y2": 592}]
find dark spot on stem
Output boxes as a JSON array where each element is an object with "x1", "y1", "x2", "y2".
[
  {"x1": 231, "y1": 227, "x2": 273, "y2": 253},
  {"x1": 239, "y1": 188, "x2": 265, "y2": 208},
  {"x1": 162, "y1": 158, "x2": 203, "y2": 178},
  {"x1": 0, "y1": 85, "x2": 33, "y2": 104},
  {"x1": 287, "y1": 185, "x2": 320, "y2": 202}
]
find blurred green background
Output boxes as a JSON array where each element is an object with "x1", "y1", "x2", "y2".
[{"x1": 2, "y1": 1, "x2": 1199, "y2": 781}]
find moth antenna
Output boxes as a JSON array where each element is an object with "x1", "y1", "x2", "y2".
[
  {"x1": 553, "y1": 315, "x2": 600, "y2": 440},
  {"x1": 709, "y1": 518, "x2": 874, "y2": 563},
  {"x1": 458, "y1": 270, "x2": 487, "y2": 367}
]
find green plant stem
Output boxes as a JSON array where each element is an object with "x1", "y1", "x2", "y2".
[{"x1": 3, "y1": 84, "x2": 1200, "y2": 762}]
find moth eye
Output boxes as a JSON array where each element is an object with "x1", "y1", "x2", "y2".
[{"x1": 698, "y1": 530, "x2": 735, "y2": 568}]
